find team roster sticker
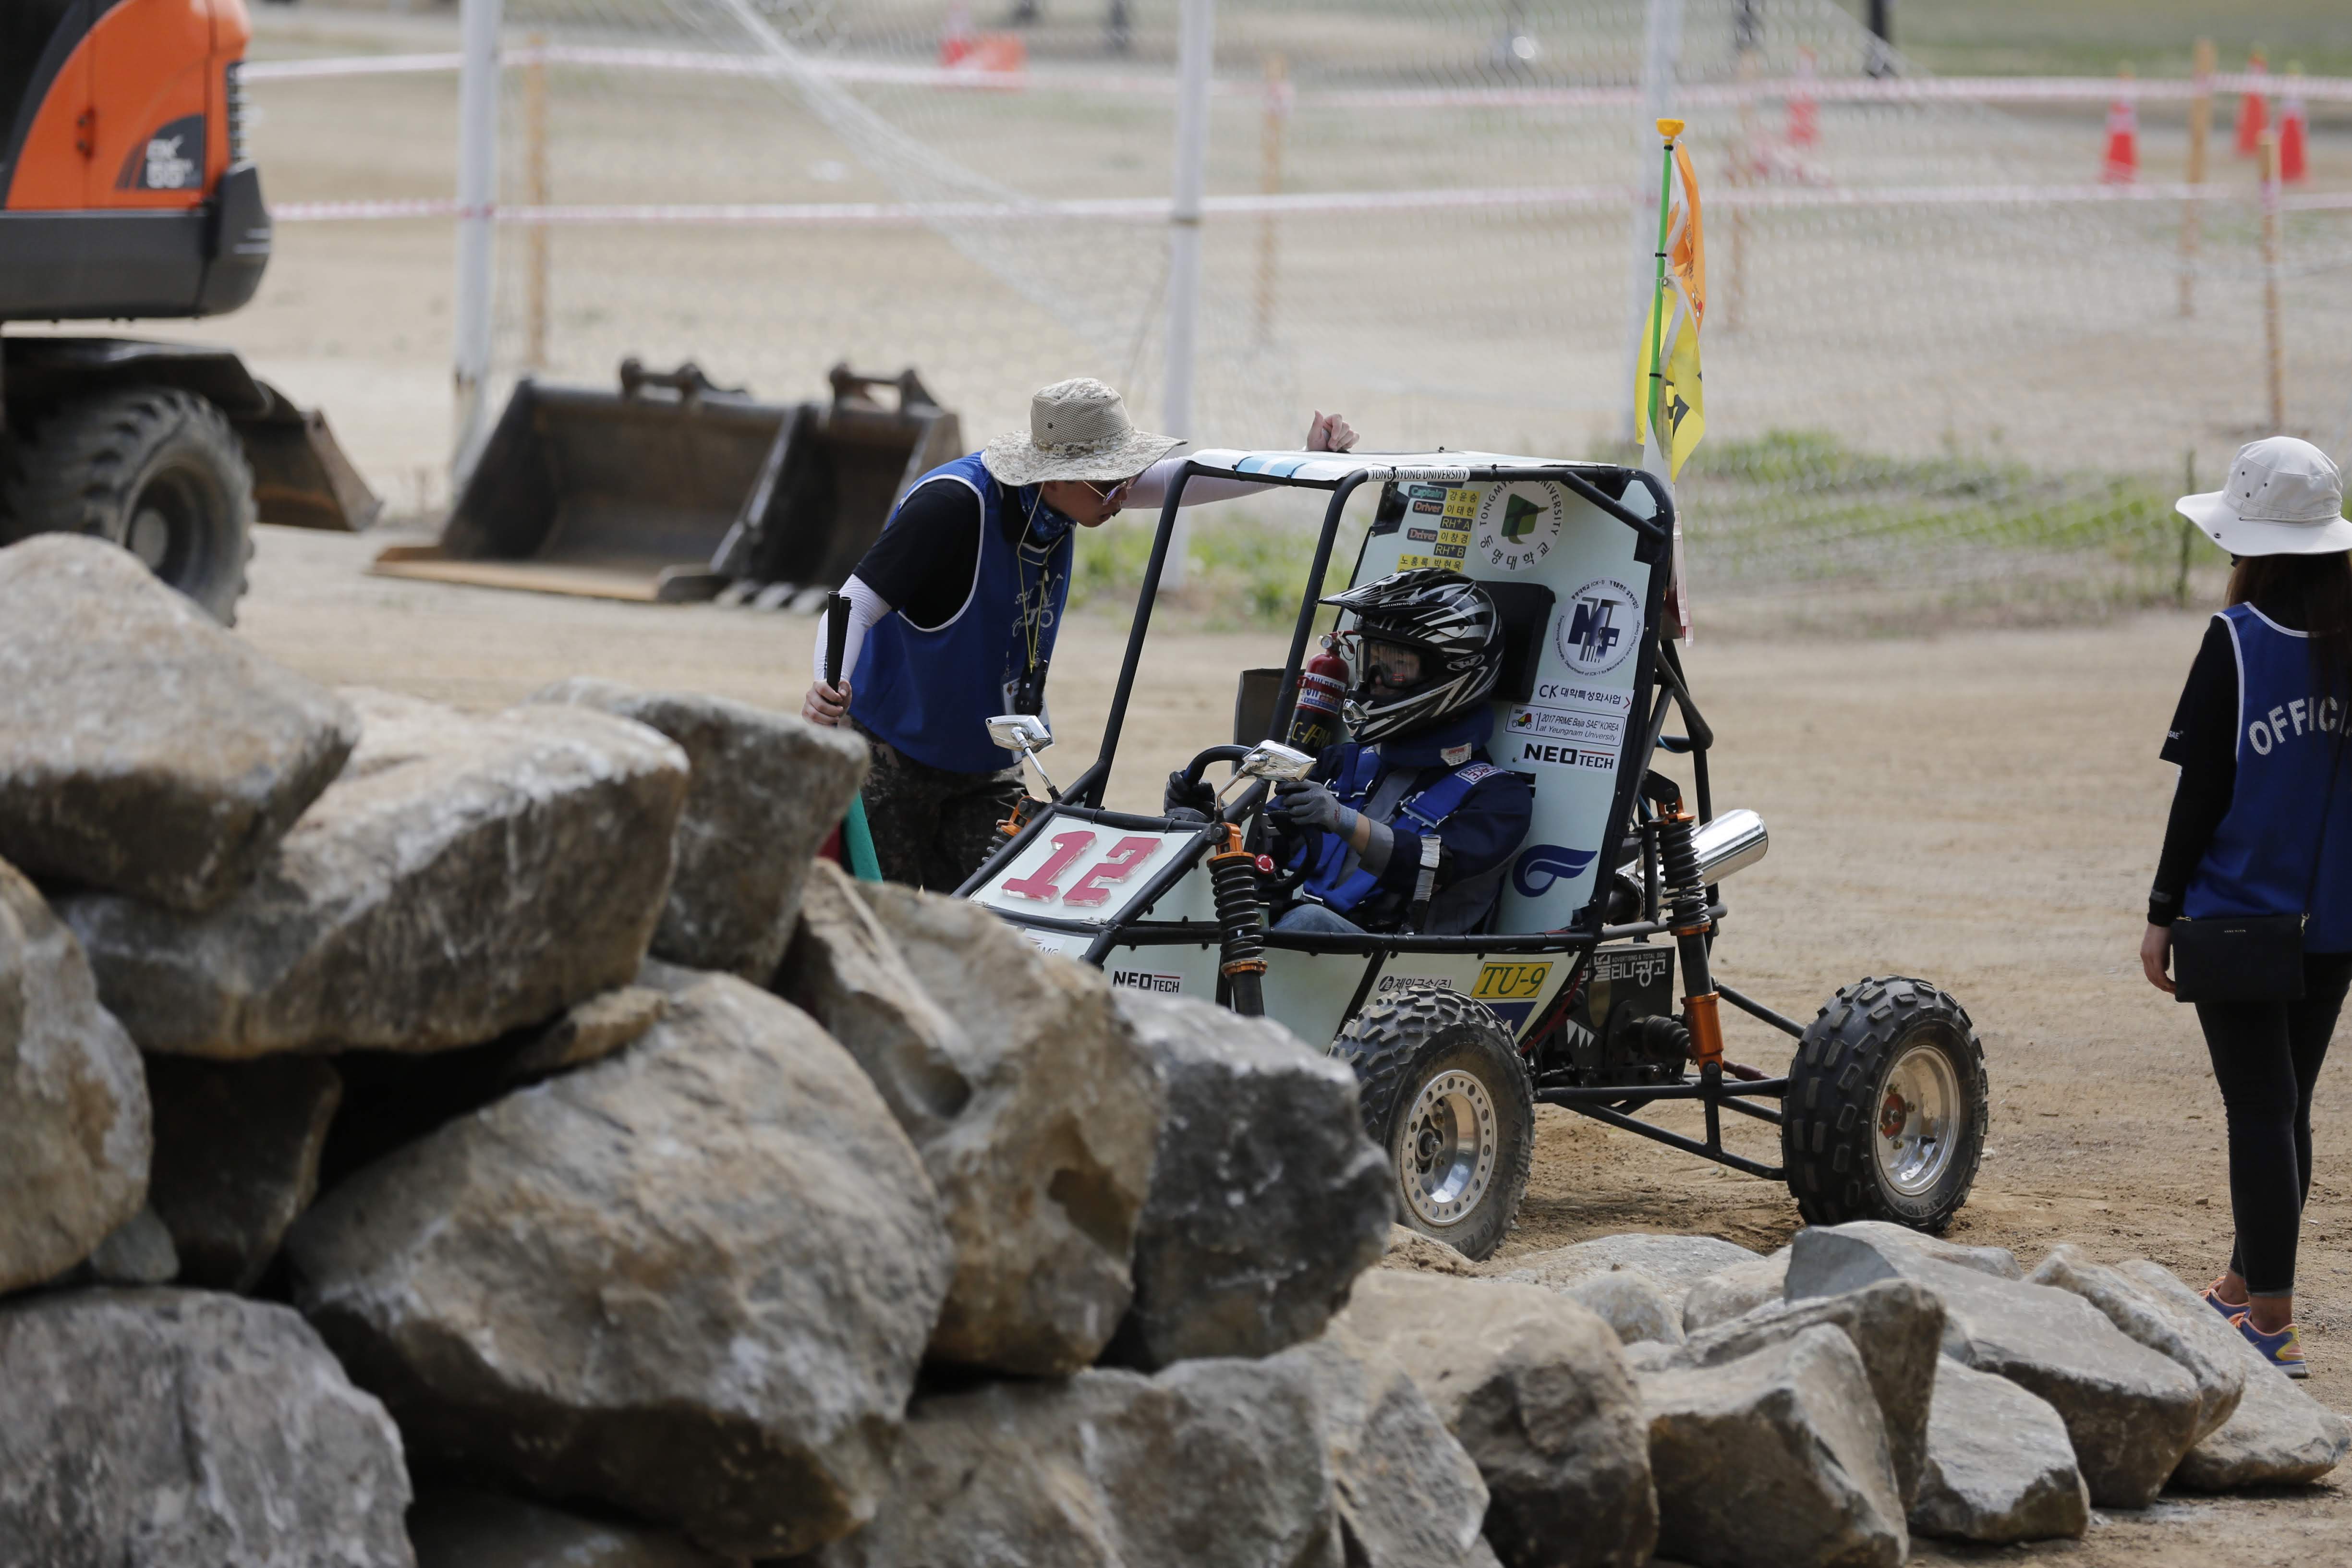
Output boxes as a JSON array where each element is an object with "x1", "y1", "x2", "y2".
[
  {"x1": 1473, "y1": 481, "x2": 1566, "y2": 572},
  {"x1": 1555, "y1": 577, "x2": 1642, "y2": 676}
]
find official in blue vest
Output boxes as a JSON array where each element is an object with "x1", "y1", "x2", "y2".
[
  {"x1": 2142, "y1": 436, "x2": 2352, "y2": 1379},
  {"x1": 1260, "y1": 570, "x2": 1534, "y2": 936},
  {"x1": 803, "y1": 377, "x2": 1356, "y2": 889}
]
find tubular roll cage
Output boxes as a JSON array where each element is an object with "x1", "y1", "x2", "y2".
[{"x1": 1044, "y1": 456, "x2": 1810, "y2": 1181}]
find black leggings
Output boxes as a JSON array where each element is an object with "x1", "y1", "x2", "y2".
[{"x1": 2194, "y1": 950, "x2": 2352, "y2": 1297}]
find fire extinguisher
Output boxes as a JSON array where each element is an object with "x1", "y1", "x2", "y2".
[{"x1": 1287, "y1": 634, "x2": 1350, "y2": 755}]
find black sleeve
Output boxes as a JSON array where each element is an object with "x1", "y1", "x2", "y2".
[
  {"x1": 2149, "y1": 616, "x2": 2238, "y2": 926},
  {"x1": 848, "y1": 481, "x2": 983, "y2": 630}
]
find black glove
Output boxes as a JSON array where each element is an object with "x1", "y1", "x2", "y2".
[
  {"x1": 1164, "y1": 768, "x2": 1217, "y2": 818},
  {"x1": 1270, "y1": 778, "x2": 1354, "y2": 836}
]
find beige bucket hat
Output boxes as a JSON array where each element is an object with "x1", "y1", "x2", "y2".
[
  {"x1": 2178, "y1": 436, "x2": 2352, "y2": 556},
  {"x1": 981, "y1": 377, "x2": 1183, "y2": 488}
]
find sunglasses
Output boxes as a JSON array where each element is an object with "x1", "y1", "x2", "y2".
[{"x1": 1082, "y1": 476, "x2": 1138, "y2": 503}]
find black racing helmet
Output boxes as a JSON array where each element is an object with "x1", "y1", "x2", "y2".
[{"x1": 1320, "y1": 568, "x2": 1503, "y2": 744}]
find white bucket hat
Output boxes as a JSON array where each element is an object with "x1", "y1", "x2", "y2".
[
  {"x1": 980, "y1": 377, "x2": 1183, "y2": 488},
  {"x1": 2177, "y1": 436, "x2": 2352, "y2": 556}
]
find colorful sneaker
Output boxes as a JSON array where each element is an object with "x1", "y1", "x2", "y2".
[
  {"x1": 2231, "y1": 1312, "x2": 2310, "y2": 1379},
  {"x1": 2203, "y1": 1280, "x2": 2252, "y2": 1320}
]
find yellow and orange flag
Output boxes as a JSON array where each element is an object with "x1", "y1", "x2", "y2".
[{"x1": 1634, "y1": 139, "x2": 1707, "y2": 479}]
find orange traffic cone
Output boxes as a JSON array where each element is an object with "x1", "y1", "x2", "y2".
[
  {"x1": 1787, "y1": 46, "x2": 1819, "y2": 148},
  {"x1": 2102, "y1": 71, "x2": 2139, "y2": 184},
  {"x1": 2280, "y1": 67, "x2": 2309, "y2": 182},
  {"x1": 2234, "y1": 48, "x2": 2269, "y2": 157}
]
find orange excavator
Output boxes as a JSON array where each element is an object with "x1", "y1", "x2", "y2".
[{"x1": 0, "y1": 0, "x2": 376, "y2": 623}]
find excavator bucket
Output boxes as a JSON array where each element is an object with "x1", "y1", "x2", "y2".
[
  {"x1": 369, "y1": 361, "x2": 961, "y2": 604},
  {"x1": 235, "y1": 379, "x2": 384, "y2": 532}
]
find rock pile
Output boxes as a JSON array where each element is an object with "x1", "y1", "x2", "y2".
[{"x1": 1, "y1": 533, "x2": 2345, "y2": 1567}]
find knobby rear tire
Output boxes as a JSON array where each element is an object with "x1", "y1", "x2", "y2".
[{"x1": 1782, "y1": 975, "x2": 1987, "y2": 1232}]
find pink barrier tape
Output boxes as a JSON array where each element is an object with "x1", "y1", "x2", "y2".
[
  {"x1": 270, "y1": 182, "x2": 2352, "y2": 227},
  {"x1": 242, "y1": 49, "x2": 2352, "y2": 105}
]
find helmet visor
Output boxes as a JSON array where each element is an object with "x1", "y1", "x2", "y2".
[{"x1": 1358, "y1": 638, "x2": 1424, "y2": 694}]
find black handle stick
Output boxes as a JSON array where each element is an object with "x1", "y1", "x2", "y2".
[{"x1": 824, "y1": 591, "x2": 850, "y2": 691}]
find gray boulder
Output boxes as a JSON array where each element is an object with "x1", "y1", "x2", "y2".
[
  {"x1": 408, "y1": 1489, "x2": 734, "y2": 1568},
  {"x1": 1816, "y1": 1220, "x2": 2021, "y2": 1280},
  {"x1": 531, "y1": 678, "x2": 866, "y2": 980},
  {"x1": 803, "y1": 1357, "x2": 1346, "y2": 1568},
  {"x1": 1108, "y1": 991, "x2": 1392, "y2": 1368},
  {"x1": 1334, "y1": 1269, "x2": 1657, "y2": 1568},
  {"x1": 1281, "y1": 1335, "x2": 1493, "y2": 1567},
  {"x1": 62, "y1": 689, "x2": 689, "y2": 1057},
  {"x1": 1501, "y1": 1234, "x2": 1760, "y2": 1300},
  {"x1": 497, "y1": 985, "x2": 668, "y2": 1085},
  {"x1": 1562, "y1": 1271, "x2": 1685, "y2": 1348},
  {"x1": 83, "y1": 1207, "x2": 179, "y2": 1284},
  {"x1": 1787, "y1": 1225, "x2": 2201, "y2": 1507},
  {"x1": 2120, "y1": 1260, "x2": 2351, "y2": 1490},
  {"x1": 853, "y1": 881, "x2": 1164, "y2": 1375},
  {"x1": 2026, "y1": 1243, "x2": 2243, "y2": 1444},
  {"x1": 286, "y1": 973, "x2": 950, "y2": 1560},
  {"x1": 1908, "y1": 1359, "x2": 2088, "y2": 1544},
  {"x1": 0, "y1": 1288, "x2": 412, "y2": 1567},
  {"x1": 145, "y1": 1054, "x2": 341, "y2": 1291},
  {"x1": 0, "y1": 859, "x2": 150, "y2": 1293},
  {"x1": 0, "y1": 535, "x2": 358, "y2": 912},
  {"x1": 1681, "y1": 1248, "x2": 1790, "y2": 1335},
  {"x1": 1675, "y1": 1279, "x2": 1944, "y2": 1506},
  {"x1": 1638, "y1": 1324, "x2": 1907, "y2": 1568}
]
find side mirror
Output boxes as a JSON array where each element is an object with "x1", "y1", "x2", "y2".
[
  {"x1": 1237, "y1": 740, "x2": 1315, "y2": 783},
  {"x1": 987, "y1": 713, "x2": 1061, "y2": 802},
  {"x1": 986, "y1": 714, "x2": 1053, "y2": 754}
]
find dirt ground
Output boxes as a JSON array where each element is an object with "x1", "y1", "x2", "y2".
[{"x1": 239, "y1": 523, "x2": 2346, "y2": 1565}]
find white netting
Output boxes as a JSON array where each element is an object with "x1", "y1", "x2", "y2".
[{"x1": 250, "y1": 0, "x2": 2352, "y2": 624}]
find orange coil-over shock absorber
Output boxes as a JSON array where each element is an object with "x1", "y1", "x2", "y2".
[
  {"x1": 1651, "y1": 790, "x2": 1724, "y2": 1071},
  {"x1": 1209, "y1": 822, "x2": 1267, "y2": 1016}
]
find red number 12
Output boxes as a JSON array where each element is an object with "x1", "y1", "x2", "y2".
[
  {"x1": 1002, "y1": 830, "x2": 1096, "y2": 901},
  {"x1": 1062, "y1": 836, "x2": 1160, "y2": 907}
]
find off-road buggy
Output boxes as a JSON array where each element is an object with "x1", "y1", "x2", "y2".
[{"x1": 958, "y1": 451, "x2": 1987, "y2": 1260}]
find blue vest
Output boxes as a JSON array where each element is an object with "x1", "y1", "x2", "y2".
[
  {"x1": 1301, "y1": 745, "x2": 1505, "y2": 916},
  {"x1": 2185, "y1": 604, "x2": 2352, "y2": 950},
  {"x1": 849, "y1": 453, "x2": 1073, "y2": 774}
]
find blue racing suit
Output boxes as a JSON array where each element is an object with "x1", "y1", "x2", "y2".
[{"x1": 1280, "y1": 707, "x2": 1534, "y2": 935}]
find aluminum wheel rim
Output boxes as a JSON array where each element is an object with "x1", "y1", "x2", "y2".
[
  {"x1": 1398, "y1": 1069, "x2": 1497, "y2": 1228},
  {"x1": 1874, "y1": 1038, "x2": 1963, "y2": 1198}
]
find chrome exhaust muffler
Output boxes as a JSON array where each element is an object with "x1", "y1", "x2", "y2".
[{"x1": 1619, "y1": 808, "x2": 1770, "y2": 886}]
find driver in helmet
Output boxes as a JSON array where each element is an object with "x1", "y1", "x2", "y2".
[{"x1": 1264, "y1": 569, "x2": 1534, "y2": 936}]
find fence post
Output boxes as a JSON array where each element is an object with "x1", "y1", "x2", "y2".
[
  {"x1": 1620, "y1": 0, "x2": 1681, "y2": 445},
  {"x1": 524, "y1": 34, "x2": 549, "y2": 372},
  {"x1": 452, "y1": 0, "x2": 503, "y2": 486},
  {"x1": 1159, "y1": 0, "x2": 1216, "y2": 592},
  {"x1": 1255, "y1": 52, "x2": 1287, "y2": 348},
  {"x1": 2180, "y1": 37, "x2": 2212, "y2": 318},
  {"x1": 2261, "y1": 130, "x2": 2284, "y2": 432},
  {"x1": 2177, "y1": 450, "x2": 2195, "y2": 607}
]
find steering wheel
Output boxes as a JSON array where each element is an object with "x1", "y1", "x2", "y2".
[{"x1": 1174, "y1": 743, "x2": 1313, "y2": 901}]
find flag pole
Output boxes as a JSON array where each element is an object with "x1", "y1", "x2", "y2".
[{"x1": 1645, "y1": 118, "x2": 1684, "y2": 456}]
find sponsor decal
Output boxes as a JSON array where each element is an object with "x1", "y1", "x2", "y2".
[
  {"x1": 1534, "y1": 681, "x2": 1633, "y2": 711},
  {"x1": 1473, "y1": 481, "x2": 1566, "y2": 572},
  {"x1": 1511, "y1": 844, "x2": 1597, "y2": 898},
  {"x1": 1515, "y1": 739, "x2": 1585, "y2": 768},
  {"x1": 1441, "y1": 742, "x2": 1474, "y2": 766},
  {"x1": 1411, "y1": 498, "x2": 1446, "y2": 515},
  {"x1": 1406, "y1": 526, "x2": 1440, "y2": 542},
  {"x1": 1110, "y1": 970, "x2": 1183, "y2": 993},
  {"x1": 1555, "y1": 578, "x2": 1641, "y2": 676},
  {"x1": 1375, "y1": 973, "x2": 1457, "y2": 994},
  {"x1": 1595, "y1": 948, "x2": 1673, "y2": 986},
  {"x1": 1508, "y1": 703, "x2": 1626, "y2": 751}
]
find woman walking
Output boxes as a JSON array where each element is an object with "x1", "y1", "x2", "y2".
[{"x1": 2142, "y1": 436, "x2": 2352, "y2": 1379}]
